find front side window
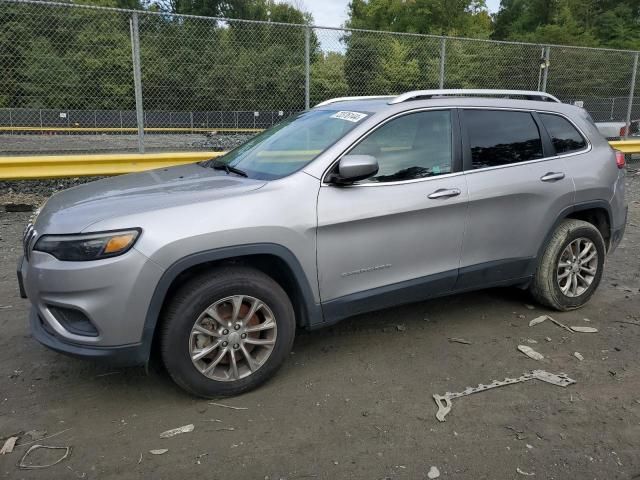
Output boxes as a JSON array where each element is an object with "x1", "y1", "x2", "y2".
[
  {"x1": 208, "y1": 109, "x2": 370, "y2": 180},
  {"x1": 349, "y1": 110, "x2": 453, "y2": 182},
  {"x1": 539, "y1": 113, "x2": 587, "y2": 154},
  {"x1": 465, "y1": 110, "x2": 543, "y2": 169}
]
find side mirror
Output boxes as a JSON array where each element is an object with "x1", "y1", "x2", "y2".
[{"x1": 330, "y1": 155, "x2": 379, "y2": 184}]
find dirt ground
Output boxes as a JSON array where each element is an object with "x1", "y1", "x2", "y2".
[{"x1": 0, "y1": 176, "x2": 639, "y2": 480}]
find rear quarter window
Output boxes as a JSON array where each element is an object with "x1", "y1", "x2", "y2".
[{"x1": 539, "y1": 113, "x2": 587, "y2": 154}]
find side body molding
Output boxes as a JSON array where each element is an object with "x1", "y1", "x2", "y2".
[{"x1": 140, "y1": 243, "x2": 324, "y2": 363}]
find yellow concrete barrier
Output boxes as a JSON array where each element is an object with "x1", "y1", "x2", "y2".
[
  {"x1": 609, "y1": 139, "x2": 640, "y2": 154},
  {"x1": 0, "y1": 151, "x2": 225, "y2": 180}
]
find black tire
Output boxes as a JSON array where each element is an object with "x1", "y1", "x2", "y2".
[
  {"x1": 160, "y1": 266, "x2": 295, "y2": 398},
  {"x1": 530, "y1": 219, "x2": 606, "y2": 311}
]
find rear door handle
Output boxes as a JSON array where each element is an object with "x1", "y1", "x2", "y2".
[
  {"x1": 428, "y1": 188, "x2": 461, "y2": 199},
  {"x1": 540, "y1": 172, "x2": 565, "y2": 182}
]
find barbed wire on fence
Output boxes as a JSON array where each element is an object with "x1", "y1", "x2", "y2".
[{"x1": 1, "y1": 0, "x2": 640, "y2": 154}]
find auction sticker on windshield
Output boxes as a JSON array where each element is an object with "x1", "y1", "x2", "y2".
[{"x1": 330, "y1": 111, "x2": 368, "y2": 122}]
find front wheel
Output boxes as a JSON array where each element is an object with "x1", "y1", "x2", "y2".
[
  {"x1": 530, "y1": 219, "x2": 605, "y2": 311},
  {"x1": 160, "y1": 267, "x2": 295, "y2": 397}
]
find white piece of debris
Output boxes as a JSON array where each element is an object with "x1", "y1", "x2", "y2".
[
  {"x1": 518, "y1": 345, "x2": 545, "y2": 361},
  {"x1": 433, "y1": 370, "x2": 575, "y2": 421},
  {"x1": 18, "y1": 445, "x2": 71, "y2": 469},
  {"x1": 0, "y1": 436, "x2": 18, "y2": 455},
  {"x1": 570, "y1": 326, "x2": 598, "y2": 333},
  {"x1": 525, "y1": 338, "x2": 538, "y2": 344},
  {"x1": 448, "y1": 337, "x2": 472, "y2": 345},
  {"x1": 524, "y1": 304, "x2": 535, "y2": 310},
  {"x1": 529, "y1": 315, "x2": 548, "y2": 327},
  {"x1": 159, "y1": 424, "x2": 194, "y2": 438},
  {"x1": 208, "y1": 402, "x2": 248, "y2": 410},
  {"x1": 427, "y1": 466, "x2": 440, "y2": 479},
  {"x1": 149, "y1": 449, "x2": 168, "y2": 455},
  {"x1": 517, "y1": 467, "x2": 535, "y2": 476},
  {"x1": 574, "y1": 352, "x2": 584, "y2": 361}
]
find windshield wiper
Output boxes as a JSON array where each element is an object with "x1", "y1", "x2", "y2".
[{"x1": 210, "y1": 160, "x2": 248, "y2": 177}]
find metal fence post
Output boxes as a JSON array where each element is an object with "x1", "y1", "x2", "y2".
[
  {"x1": 129, "y1": 13, "x2": 145, "y2": 153},
  {"x1": 304, "y1": 26, "x2": 310, "y2": 110},
  {"x1": 541, "y1": 46, "x2": 550, "y2": 92},
  {"x1": 439, "y1": 37, "x2": 446, "y2": 89},
  {"x1": 625, "y1": 52, "x2": 639, "y2": 139},
  {"x1": 8, "y1": 108, "x2": 12, "y2": 135}
]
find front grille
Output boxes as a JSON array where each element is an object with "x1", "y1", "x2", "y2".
[{"x1": 23, "y1": 223, "x2": 36, "y2": 261}]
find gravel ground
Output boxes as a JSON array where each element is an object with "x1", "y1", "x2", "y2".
[{"x1": 0, "y1": 176, "x2": 638, "y2": 479}]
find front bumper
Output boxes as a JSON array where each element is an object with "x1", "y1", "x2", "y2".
[
  {"x1": 20, "y1": 247, "x2": 164, "y2": 354},
  {"x1": 29, "y1": 308, "x2": 147, "y2": 366}
]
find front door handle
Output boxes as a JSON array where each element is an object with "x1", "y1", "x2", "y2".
[
  {"x1": 540, "y1": 172, "x2": 565, "y2": 182},
  {"x1": 428, "y1": 188, "x2": 461, "y2": 199}
]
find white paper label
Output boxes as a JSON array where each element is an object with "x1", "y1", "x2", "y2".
[{"x1": 330, "y1": 111, "x2": 368, "y2": 122}]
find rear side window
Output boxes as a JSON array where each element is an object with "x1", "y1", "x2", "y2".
[
  {"x1": 539, "y1": 113, "x2": 587, "y2": 154},
  {"x1": 465, "y1": 110, "x2": 543, "y2": 169}
]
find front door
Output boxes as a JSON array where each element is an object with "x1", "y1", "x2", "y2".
[{"x1": 316, "y1": 109, "x2": 468, "y2": 321}]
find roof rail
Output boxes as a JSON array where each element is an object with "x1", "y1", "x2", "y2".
[
  {"x1": 315, "y1": 95, "x2": 395, "y2": 107},
  {"x1": 388, "y1": 89, "x2": 561, "y2": 104}
]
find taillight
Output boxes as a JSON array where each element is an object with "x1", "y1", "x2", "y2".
[
  {"x1": 620, "y1": 126, "x2": 627, "y2": 137},
  {"x1": 615, "y1": 150, "x2": 626, "y2": 169}
]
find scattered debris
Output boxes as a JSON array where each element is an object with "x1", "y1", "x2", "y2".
[
  {"x1": 0, "y1": 305, "x2": 13, "y2": 310},
  {"x1": 9, "y1": 369, "x2": 22, "y2": 379},
  {"x1": 570, "y1": 326, "x2": 598, "y2": 333},
  {"x1": 17, "y1": 428, "x2": 72, "y2": 448},
  {"x1": 214, "y1": 427, "x2": 235, "y2": 432},
  {"x1": 138, "y1": 453, "x2": 143, "y2": 464},
  {"x1": 448, "y1": 337, "x2": 472, "y2": 345},
  {"x1": 208, "y1": 402, "x2": 248, "y2": 410},
  {"x1": 548, "y1": 316, "x2": 574, "y2": 333},
  {"x1": 524, "y1": 304, "x2": 535, "y2": 310},
  {"x1": 614, "y1": 320, "x2": 640, "y2": 327},
  {"x1": 433, "y1": 370, "x2": 575, "y2": 421},
  {"x1": 95, "y1": 371, "x2": 122, "y2": 378},
  {"x1": 1, "y1": 436, "x2": 18, "y2": 454},
  {"x1": 545, "y1": 337, "x2": 552, "y2": 342},
  {"x1": 529, "y1": 315, "x2": 548, "y2": 327},
  {"x1": 505, "y1": 426, "x2": 527, "y2": 440},
  {"x1": 518, "y1": 345, "x2": 545, "y2": 361},
  {"x1": 149, "y1": 449, "x2": 168, "y2": 455},
  {"x1": 574, "y1": 352, "x2": 584, "y2": 361},
  {"x1": 159, "y1": 424, "x2": 194, "y2": 438},
  {"x1": 517, "y1": 467, "x2": 535, "y2": 476},
  {"x1": 195, "y1": 452, "x2": 208, "y2": 465},
  {"x1": 525, "y1": 338, "x2": 538, "y2": 344},
  {"x1": 18, "y1": 445, "x2": 71, "y2": 469},
  {"x1": 396, "y1": 324, "x2": 407, "y2": 332},
  {"x1": 24, "y1": 430, "x2": 47, "y2": 442},
  {"x1": 427, "y1": 466, "x2": 440, "y2": 479}
]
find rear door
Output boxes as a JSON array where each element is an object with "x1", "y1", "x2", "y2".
[
  {"x1": 316, "y1": 109, "x2": 468, "y2": 319},
  {"x1": 457, "y1": 108, "x2": 575, "y2": 288}
]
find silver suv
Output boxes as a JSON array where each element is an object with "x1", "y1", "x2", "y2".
[{"x1": 18, "y1": 90, "x2": 628, "y2": 397}]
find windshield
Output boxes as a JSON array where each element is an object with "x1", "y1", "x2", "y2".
[{"x1": 204, "y1": 109, "x2": 370, "y2": 180}]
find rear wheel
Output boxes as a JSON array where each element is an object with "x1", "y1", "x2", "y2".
[
  {"x1": 530, "y1": 219, "x2": 605, "y2": 311},
  {"x1": 160, "y1": 267, "x2": 295, "y2": 397}
]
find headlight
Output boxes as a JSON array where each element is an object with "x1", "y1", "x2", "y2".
[{"x1": 34, "y1": 229, "x2": 141, "y2": 261}]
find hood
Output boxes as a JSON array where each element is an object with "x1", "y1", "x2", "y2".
[{"x1": 35, "y1": 163, "x2": 266, "y2": 234}]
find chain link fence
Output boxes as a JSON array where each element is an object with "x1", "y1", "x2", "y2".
[{"x1": 2, "y1": 0, "x2": 640, "y2": 155}]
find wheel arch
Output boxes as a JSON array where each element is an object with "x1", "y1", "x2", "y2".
[
  {"x1": 140, "y1": 244, "x2": 322, "y2": 365},
  {"x1": 538, "y1": 201, "x2": 613, "y2": 262}
]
